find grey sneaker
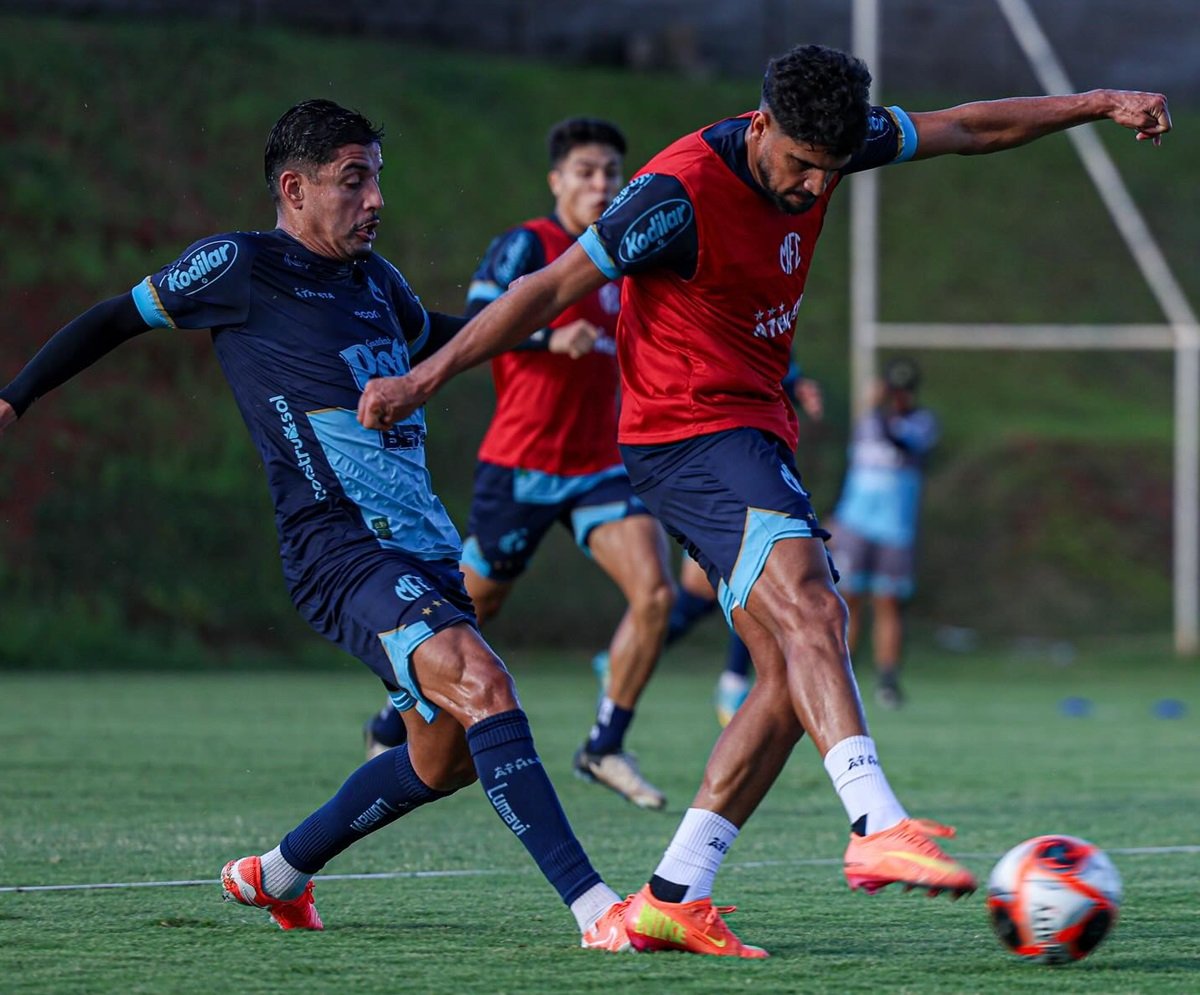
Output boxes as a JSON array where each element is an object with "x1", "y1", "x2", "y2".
[
  {"x1": 875, "y1": 677, "x2": 904, "y2": 710},
  {"x1": 573, "y1": 747, "x2": 666, "y2": 810}
]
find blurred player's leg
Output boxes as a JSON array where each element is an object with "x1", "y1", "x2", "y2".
[
  {"x1": 575, "y1": 515, "x2": 671, "y2": 810},
  {"x1": 591, "y1": 551, "x2": 716, "y2": 690},
  {"x1": 872, "y1": 593, "x2": 904, "y2": 708},
  {"x1": 714, "y1": 634, "x2": 752, "y2": 727},
  {"x1": 363, "y1": 700, "x2": 407, "y2": 758}
]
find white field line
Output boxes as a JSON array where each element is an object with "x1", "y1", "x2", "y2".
[{"x1": 2, "y1": 845, "x2": 1197, "y2": 895}]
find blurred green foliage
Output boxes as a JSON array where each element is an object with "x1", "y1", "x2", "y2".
[{"x1": 0, "y1": 15, "x2": 1193, "y2": 665}]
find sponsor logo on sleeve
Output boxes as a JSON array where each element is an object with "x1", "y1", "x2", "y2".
[
  {"x1": 164, "y1": 239, "x2": 238, "y2": 295},
  {"x1": 601, "y1": 173, "x2": 656, "y2": 218},
  {"x1": 617, "y1": 199, "x2": 693, "y2": 265}
]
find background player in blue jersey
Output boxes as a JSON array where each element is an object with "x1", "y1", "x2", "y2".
[
  {"x1": 830, "y1": 357, "x2": 939, "y2": 709},
  {"x1": 364, "y1": 118, "x2": 674, "y2": 811},
  {"x1": 0, "y1": 99, "x2": 630, "y2": 951},
  {"x1": 354, "y1": 45, "x2": 1170, "y2": 958}
]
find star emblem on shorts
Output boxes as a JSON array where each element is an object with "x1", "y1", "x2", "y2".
[{"x1": 421, "y1": 607, "x2": 433, "y2": 616}]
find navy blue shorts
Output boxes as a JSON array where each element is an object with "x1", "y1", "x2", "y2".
[
  {"x1": 620, "y1": 428, "x2": 832, "y2": 623},
  {"x1": 295, "y1": 553, "x2": 477, "y2": 723},
  {"x1": 462, "y1": 461, "x2": 649, "y2": 581}
]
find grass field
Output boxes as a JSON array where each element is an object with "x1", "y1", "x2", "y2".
[{"x1": 1, "y1": 640, "x2": 1196, "y2": 994}]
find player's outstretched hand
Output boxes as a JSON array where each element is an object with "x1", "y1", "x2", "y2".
[
  {"x1": 1108, "y1": 89, "x2": 1171, "y2": 144},
  {"x1": 357, "y1": 375, "x2": 428, "y2": 430},
  {"x1": 0, "y1": 399, "x2": 16, "y2": 434},
  {"x1": 548, "y1": 319, "x2": 601, "y2": 359}
]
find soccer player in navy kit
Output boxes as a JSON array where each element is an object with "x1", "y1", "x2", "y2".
[
  {"x1": 364, "y1": 118, "x2": 673, "y2": 810},
  {"x1": 0, "y1": 99, "x2": 630, "y2": 950},
  {"x1": 357, "y1": 46, "x2": 1171, "y2": 958}
]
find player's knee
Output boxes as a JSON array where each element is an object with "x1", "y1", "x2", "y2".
[
  {"x1": 426, "y1": 757, "x2": 479, "y2": 793},
  {"x1": 780, "y1": 578, "x2": 849, "y2": 645},
  {"x1": 411, "y1": 744, "x2": 479, "y2": 792},
  {"x1": 631, "y1": 577, "x2": 674, "y2": 630},
  {"x1": 457, "y1": 654, "x2": 520, "y2": 717}
]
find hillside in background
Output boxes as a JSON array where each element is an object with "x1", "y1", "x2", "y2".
[{"x1": 0, "y1": 15, "x2": 1195, "y2": 665}]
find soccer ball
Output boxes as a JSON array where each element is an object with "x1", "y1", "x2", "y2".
[{"x1": 986, "y1": 835, "x2": 1122, "y2": 964}]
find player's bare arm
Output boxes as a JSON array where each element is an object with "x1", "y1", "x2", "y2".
[
  {"x1": 358, "y1": 243, "x2": 607, "y2": 429},
  {"x1": 0, "y1": 398, "x2": 16, "y2": 433},
  {"x1": 909, "y1": 89, "x2": 1171, "y2": 159}
]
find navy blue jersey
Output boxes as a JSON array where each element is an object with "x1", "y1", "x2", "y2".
[
  {"x1": 130, "y1": 229, "x2": 460, "y2": 600},
  {"x1": 582, "y1": 105, "x2": 916, "y2": 281}
]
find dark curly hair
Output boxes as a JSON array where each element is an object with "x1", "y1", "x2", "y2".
[
  {"x1": 761, "y1": 45, "x2": 872, "y2": 157},
  {"x1": 264, "y1": 99, "x2": 385, "y2": 202},
  {"x1": 547, "y1": 117, "x2": 627, "y2": 168}
]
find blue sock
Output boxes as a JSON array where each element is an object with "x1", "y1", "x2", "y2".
[
  {"x1": 280, "y1": 744, "x2": 449, "y2": 873},
  {"x1": 585, "y1": 698, "x2": 633, "y2": 755},
  {"x1": 368, "y1": 701, "x2": 408, "y2": 748},
  {"x1": 725, "y1": 634, "x2": 752, "y2": 678},
  {"x1": 666, "y1": 589, "x2": 717, "y2": 647},
  {"x1": 466, "y1": 709, "x2": 601, "y2": 906}
]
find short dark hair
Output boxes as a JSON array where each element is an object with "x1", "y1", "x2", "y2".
[
  {"x1": 264, "y1": 99, "x2": 385, "y2": 202},
  {"x1": 546, "y1": 117, "x2": 627, "y2": 168},
  {"x1": 761, "y1": 45, "x2": 872, "y2": 157}
]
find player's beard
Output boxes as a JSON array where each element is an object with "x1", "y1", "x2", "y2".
[{"x1": 756, "y1": 155, "x2": 817, "y2": 215}]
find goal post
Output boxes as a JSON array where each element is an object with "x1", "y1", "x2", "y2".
[{"x1": 850, "y1": 0, "x2": 1199, "y2": 654}]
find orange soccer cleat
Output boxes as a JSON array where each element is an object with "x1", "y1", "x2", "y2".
[
  {"x1": 580, "y1": 895, "x2": 634, "y2": 952},
  {"x1": 844, "y1": 817, "x2": 976, "y2": 898},
  {"x1": 221, "y1": 855, "x2": 324, "y2": 931},
  {"x1": 625, "y1": 884, "x2": 768, "y2": 958}
]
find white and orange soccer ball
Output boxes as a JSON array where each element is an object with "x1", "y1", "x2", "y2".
[{"x1": 986, "y1": 835, "x2": 1122, "y2": 964}]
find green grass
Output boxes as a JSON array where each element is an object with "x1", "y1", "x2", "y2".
[{"x1": 1, "y1": 641, "x2": 1196, "y2": 993}]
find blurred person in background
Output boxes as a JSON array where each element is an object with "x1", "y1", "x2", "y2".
[
  {"x1": 0, "y1": 98, "x2": 631, "y2": 952},
  {"x1": 363, "y1": 117, "x2": 673, "y2": 810},
  {"x1": 829, "y1": 357, "x2": 939, "y2": 709},
  {"x1": 353, "y1": 44, "x2": 1172, "y2": 957}
]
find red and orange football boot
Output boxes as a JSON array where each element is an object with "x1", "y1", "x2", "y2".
[
  {"x1": 221, "y1": 855, "x2": 323, "y2": 931},
  {"x1": 844, "y1": 818, "x2": 976, "y2": 898}
]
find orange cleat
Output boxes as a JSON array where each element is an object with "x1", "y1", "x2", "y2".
[
  {"x1": 221, "y1": 855, "x2": 324, "y2": 931},
  {"x1": 581, "y1": 896, "x2": 634, "y2": 952},
  {"x1": 625, "y1": 884, "x2": 768, "y2": 958},
  {"x1": 844, "y1": 818, "x2": 976, "y2": 898}
]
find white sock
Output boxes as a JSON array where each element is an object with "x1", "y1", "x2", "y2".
[
  {"x1": 651, "y1": 808, "x2": 739, "y2": 902},
  {"x1": 259, "y1": 846, "x2": 311, "y2": 901},
  {"x1": 822, "y1": 735, "x2": 907, "y2": 835},
  {"x1": 571, "y1": 881, "x2": 622, "y2": 933}
]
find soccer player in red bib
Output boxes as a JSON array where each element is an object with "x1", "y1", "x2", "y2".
[
  {"x1": 357, "y1": 46, "x2": 1172, "y2": 957},
  {"x1": 364, "y1": 118, "x2": 673, "y2": 809}
]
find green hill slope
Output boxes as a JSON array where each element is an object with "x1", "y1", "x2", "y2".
[{"x1": 0, "y1": 15, "x2": 1194, "y2": 664}]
